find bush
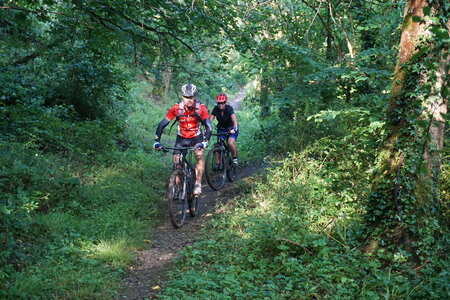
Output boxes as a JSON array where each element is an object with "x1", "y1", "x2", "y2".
[{"x1": 158, "y1": 110, "x2": 449, "y2": 299}]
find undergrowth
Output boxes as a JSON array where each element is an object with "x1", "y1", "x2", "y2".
[
  {"x1": 0, "y1": 79, "x2": 263, "y2": 299},
  {"x1": 0, "y1": 81, "x2": 171, "y2": 299},
  {"x1": 159, "y1": 152, "x2": 449, "y2": 299},
  {"x1": 157, "y1": 111, "x2": 449, "y2": 299}
]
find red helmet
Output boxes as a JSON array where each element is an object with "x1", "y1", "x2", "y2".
[{"x1": 216, "y1": 93, "x2": 227, "y2": 103}]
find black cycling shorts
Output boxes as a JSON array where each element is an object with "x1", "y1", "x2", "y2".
[{"x1": 173, "y1": 135, "x2": 203, "y2": 155}]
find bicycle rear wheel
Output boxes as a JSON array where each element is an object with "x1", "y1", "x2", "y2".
[
  {"x1": 205, "y1": 147, "x2": 226, "y2": 190},
  {"x1": 226, "y1": 155, "x2": 237, "y2": 182},
  {"x1": 167, "y1": 170, "x2": 187, "y2": 228}
]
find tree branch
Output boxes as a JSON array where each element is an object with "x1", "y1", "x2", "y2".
[
  {"x1": 70, "y1": 0, "x2": 159, "y2": 44},
  {"x1": 297, "y1": 0, "x2": 356, "y2": 69},
  {"x1": 327, "y1": 1, "x2": 355, "y2": 59},
  {"x1": 11, "y1": 52, "x2": 39, "y2": 66},
  {"x1": 100, "y1": 2, "x2": 195, "y2": 52},
  {"x1": 0, "y1": 6, "x2": 94, "y2": 28}
]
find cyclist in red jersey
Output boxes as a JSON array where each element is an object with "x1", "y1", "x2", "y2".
[{"x1": 153, "y1": 84, "x2": 212, "y2": 195}]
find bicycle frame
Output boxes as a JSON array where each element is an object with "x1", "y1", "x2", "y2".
[
  {"x1": 178, "y1": 149, "x2": 195, "y2": 199},
  {"x1": 164, "y1": 146, "x2": 196, "y2": 195},
  {"x1": 205, "y1": 132, "x2": 237, "y2": 190},
  {"x1": 161, "y1": 145, "x2": 199, "y2": 228},
  {"x1": 213, "y1": 133, "x2": 231, "y2": 167}
]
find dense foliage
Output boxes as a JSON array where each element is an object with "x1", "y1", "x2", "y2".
[
  {"x1": 160, "y1": 139, "x2": 449, "y2": 298},
  {"x1": 1, "y1": 0, "x2": 448, "y2": 298}
]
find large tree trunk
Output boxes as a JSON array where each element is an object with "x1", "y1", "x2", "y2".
[
  {"x1": 162, "y1": 66, "x2": 172, "y2": 100},
  {"x1": 364, "y1": 0, "x2": 448, "y2": 257}
]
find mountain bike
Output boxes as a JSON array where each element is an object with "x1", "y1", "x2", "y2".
[
  {"x1": 205, "y1": 132, "x2": 237, "y2": 190},
  {"x1": 161, "y1": 145, "x2": 199, "y2": 229}
]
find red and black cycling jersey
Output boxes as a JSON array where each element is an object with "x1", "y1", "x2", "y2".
[
  {"x1": 165, "y1": 101, "x2": 209, "y2": 139},
  {"x1": 211, "y1": 104, "x2": 235, "y2": 129}
]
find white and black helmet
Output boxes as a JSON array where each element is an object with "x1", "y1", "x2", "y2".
[{"x1": 181, "y1": 84, "x2": 197, "y2": 97}]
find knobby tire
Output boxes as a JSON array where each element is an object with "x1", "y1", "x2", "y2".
[
  {"x1": 227, "y1": 156, "x2": 237, "y2": 182},
  {"x1": 167, "y1": 170, "x2": 187, "y2": 229},
  {"x1": 189, "y1": 195, "x2": 198, "y2": 217},
  {"x1": 205, "y1": 147, "x2": 226, "y2": 190}
]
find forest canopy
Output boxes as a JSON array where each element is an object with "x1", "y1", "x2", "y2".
[{"x1": 1, "y1": 0, "x2": 448, "y2": 298}]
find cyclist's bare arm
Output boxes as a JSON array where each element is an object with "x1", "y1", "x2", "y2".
[{"x1": 231, "y1": 114, "x2": 238, "y2": 128}]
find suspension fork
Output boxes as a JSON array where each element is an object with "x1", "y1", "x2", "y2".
[
  {"x1": 182, "y1": 152, "x2": 194, "y2": 198},
  {"x1": 178, "y1": 153, "x2": 188, "y2": 200},
  {"x1": 181, "y1": 173, "x2": 188, "y2": 200}
]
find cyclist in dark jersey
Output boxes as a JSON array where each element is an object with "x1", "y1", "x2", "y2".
[
  {"x1": 153, "y1": 84, "x2": 211, "y2": 195},
  {"x1": 210, "y1": 93, "x2": 239, "y2": 166}
]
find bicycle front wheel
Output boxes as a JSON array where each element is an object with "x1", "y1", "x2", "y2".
[
  {"x1": 205, "y1": 147, "x2": 226, "y2": 190},
  {"x1": 167, "y1": 170, "x2": 187, "y2": 229}
]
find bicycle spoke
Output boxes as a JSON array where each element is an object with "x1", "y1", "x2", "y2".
[
  {"x1": 205, "y1": 148, "x2": 226, "y2": 190},
  {"x1": 168, "y1": 171, "x2": 187, "y2": 228}
]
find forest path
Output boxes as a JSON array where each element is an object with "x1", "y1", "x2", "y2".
[
  {"x1": 229, "y1": 87, "x2": 247, "y2": 110},
  {"x1": 118, "y1": 166, "x2": 262, "y2": 300},
  {"x1": 118, "y1": 88, "x2": 255, "y2": 300}
]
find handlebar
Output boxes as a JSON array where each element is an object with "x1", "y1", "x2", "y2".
[
  {"x1": 158, "y1": 145, "x2": 198, "y2": 153},
  {"x1": 211, "y1": 132, "x2": 231, "y2": 136}
]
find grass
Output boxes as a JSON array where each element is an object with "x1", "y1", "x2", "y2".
[
  {"x1": 157, "y1": 148, "x2": 450, "y2": 299},
  {"x1": 3, "y1": 80, "x2": 447, "y2": 299},
  {"x1": 0, "y1": 79, "x2": 174, "y2": 298},
  {"x1": 2, "y1": 148, "x2": 170, "y2": 299},
  {"x1": 91, "y1": 237, "x2": 136, "y2": 267}
]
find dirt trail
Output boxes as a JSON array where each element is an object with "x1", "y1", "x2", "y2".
[
  {"x1": 118, "y1": 89, "x2": 251, "y2": 300},
  {"x1": 230, "y1": 87, "x2": 246, "y2": 111}
]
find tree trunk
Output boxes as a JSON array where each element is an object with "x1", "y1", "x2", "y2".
[
  {"x1": 259, "y1": 67, "x2": 271, "y2": 119},
  {"x1": 364, "y1": 0, "x2": 448, "y2": 257},
  {"x1": 325, "y1": 4, "x2": 334, "y2": 60},
  {"x1": 162, "y1": 66, "x2": 172, "y2": 100}
]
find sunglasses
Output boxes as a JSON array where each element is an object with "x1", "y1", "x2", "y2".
[
  {"x1": 218, "y1": 102, "x2": 226, "y2": 105},
  {"x1": 183, "y1": 96, "x2": 194, "y2": 99}
]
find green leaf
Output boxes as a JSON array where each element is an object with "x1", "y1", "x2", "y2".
[
  {"x1": 442, "y1": 86, "x2": 449, "y2": 98},
  {"x1": 277, "y1": 244, "x2": 290, "y2": 251},
  {"x1": 416, "y1": 119, "x2": 428, "y2": 128},
  {"x1": 430, "y1": 26, "x2": 450, "y2": 40},
  {"x1": 1, "y1": 206, "x2": 11, "y2": 215},
  {"x1": 419, "y1": 163, "x2": 428, "y2": 175},
  {"x1": 410, "y1": 46, "x2": 429, "y2": 61},
  {"x1": 423, "y1": 6, "x2": 431, "y2": 16},
  {"x1": 412, "y1": 16, "x2": 422, "y2": 23},
  {"x1": 312, "y1": 238, "x2": 327, "y2": 247}
]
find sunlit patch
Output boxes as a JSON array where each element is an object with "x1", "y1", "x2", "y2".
[
  {"x1": 158, "y1": 253, "x2": 174, "y2": 261},
  {"x1": 90, "y1": 237, "x2": 134, "y2": 267}
]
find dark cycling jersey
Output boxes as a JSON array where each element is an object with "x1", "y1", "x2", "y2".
[{"x1": 211, "y1": 104, "x2": 234, "y2": 129}]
